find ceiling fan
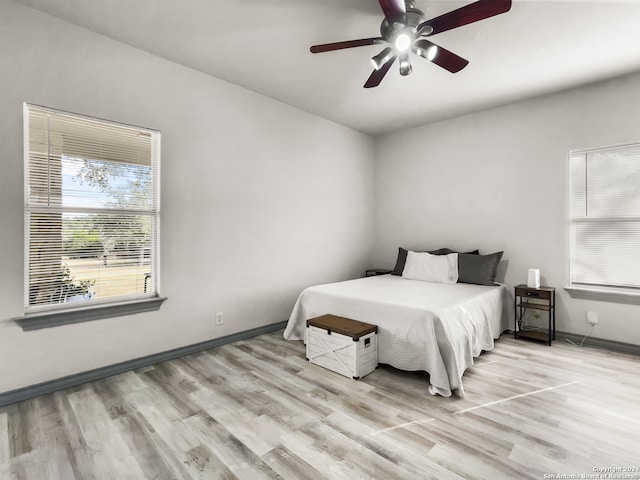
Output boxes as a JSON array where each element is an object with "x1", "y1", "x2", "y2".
[{"x1": 310, "y1": 0, "x2": 512, "y2": 88}]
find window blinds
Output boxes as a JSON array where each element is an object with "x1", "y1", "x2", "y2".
[
  {"x1": 24, "y1": 104, "x2": 160, "y2": 310},
  {"x1": 570, "y1": 144, "x2": 640, "y2": 290}
]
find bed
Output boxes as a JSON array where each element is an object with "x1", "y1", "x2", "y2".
[{"x1": 283, "y1": 274, "x2": 512, "y2": 397}]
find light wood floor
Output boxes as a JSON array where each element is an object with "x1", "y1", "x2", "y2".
[{"x1": 1, "y1": 331, "x2": 639, "y2": 479}]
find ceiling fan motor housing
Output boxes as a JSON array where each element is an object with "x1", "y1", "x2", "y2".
[{"x1": 380, "y1": 3, "x2": 426, "y2": 40}]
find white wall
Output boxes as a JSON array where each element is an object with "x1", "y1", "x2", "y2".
[
  {"x1": 373, "y1": 71, "x2": 640, "y2": 345},
  {"x1": 0, "y1": 0, "x2": 375, "y2": 393}
]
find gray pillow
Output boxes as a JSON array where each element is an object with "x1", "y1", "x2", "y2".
[
  {"x1": 391, "y1": 247, "x2": 410, "y2": 276},
  {"x1": 457, "y1": 251, "x2": 504, "y2": 286},
  {"x1": 391, "y1": 247, "x2": 479, "y2": 276}
]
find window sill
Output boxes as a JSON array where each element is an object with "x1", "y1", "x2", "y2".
[
  {"x1": 15, "y1": 296, "x2": 167, "y2": 331},
  {"x1": 564, "y1": 286, "x2": 640, "y2": 304}
]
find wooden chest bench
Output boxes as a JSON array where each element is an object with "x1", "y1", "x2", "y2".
[{"x1": 306, "y1": 314, "x2": 378, "y2": 380}]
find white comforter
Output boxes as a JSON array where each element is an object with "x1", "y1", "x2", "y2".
[{"x1": 283, "y1": 275, "x2": 512, "y2": 397}]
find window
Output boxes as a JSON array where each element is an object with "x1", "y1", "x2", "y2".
[
  {"x1": 570, "y1": 142, "x2": 640, "y2": 292},
  {"x1": 24, "y1": 104, "x2": 160, "y2": 315}
]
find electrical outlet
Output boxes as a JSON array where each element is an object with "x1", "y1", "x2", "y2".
[
  {"x1": 215, "y1": 312, "x2": 224, "y2": 326},
  {"x1": 587, "y1": 311, "x2": 598, "y2": 326}
]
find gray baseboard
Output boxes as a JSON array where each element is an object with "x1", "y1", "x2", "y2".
[
  {"x1": 557, "y1": 330, "x2": 640, "y2": 356},
  {"x1": 0, "y1": 321, "x2": 287, "y2": 408}
]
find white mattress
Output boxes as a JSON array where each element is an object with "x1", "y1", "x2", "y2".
[{"x1": 283, "y1": 275, "x2": 512, "y2": 397}]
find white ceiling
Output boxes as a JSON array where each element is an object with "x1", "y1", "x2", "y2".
[{"x1": 15, "y1": 0, "x2": 640, "y2": 135}]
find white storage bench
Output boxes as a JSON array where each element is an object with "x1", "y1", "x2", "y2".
[{"x1": 306, "y1": 314, "x2": 378, "y2": 380}]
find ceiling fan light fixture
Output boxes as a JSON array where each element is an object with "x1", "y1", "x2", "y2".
[
  {"x1": 426, "y1": 44, "x2": 438, "y2": 61},
  {"x1": 394, "y1": 33, "x2": 412, "y2": 52},
  {"x1": 371, "y1": 47, "x2": 394, "y2": 70},
  {"x1": 414, "y1": 43, "x2": 438, "y2": 62},
  {"x1": 399, "y1": 55, "x2": 412, "y2": 76}
]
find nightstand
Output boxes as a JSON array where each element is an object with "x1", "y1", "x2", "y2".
[
  {"x1": 365, "y1": 268, "x2": 392, "y2": 277},
  {"x1": 514, "y1": 284, "x2": 555, "y2": 346}
]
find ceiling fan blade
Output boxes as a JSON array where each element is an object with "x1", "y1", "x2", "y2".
[
  {"x1": 418, "y1": 0, "x2": 511, "y2": 37},
  {"x1": 413, "y1": 39, "x2": 469, "y2": 73},
  {"x1": 310, "y1": 37, "x2": 384, "y2": 53},
  {"x1": 378, "y1": 0, "x2": 406, "y2": 24},
  {"x1": 364, "y1": 56, "x2": 396, "y2": 88}
]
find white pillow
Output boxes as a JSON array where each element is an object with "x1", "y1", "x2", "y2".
[{"x1": 402, "y1": 251, "x2": 459, "y2": 284}]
